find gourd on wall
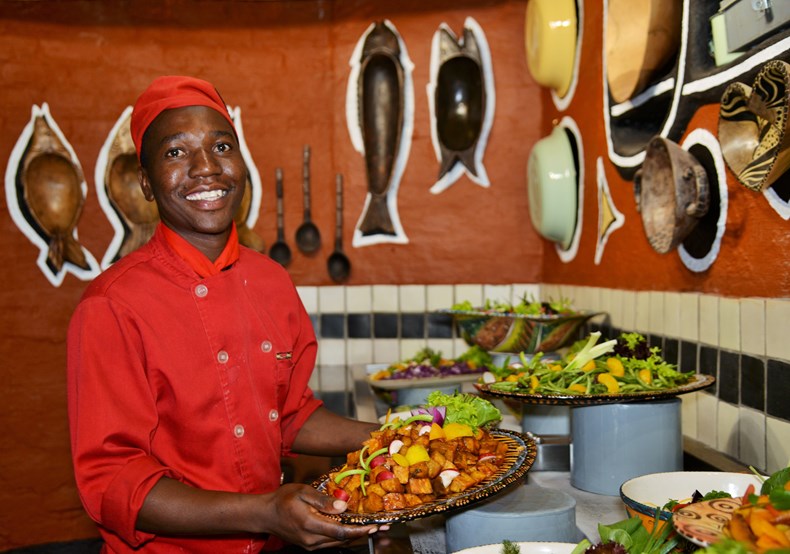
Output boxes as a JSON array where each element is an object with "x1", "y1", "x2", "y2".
[{"x1": 528, "y1": 0, "x2": 790, "y2": 298}]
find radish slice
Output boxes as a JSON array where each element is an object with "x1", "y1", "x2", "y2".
[
  {"x1": 418, "y1": 425, "x2": 432, "y2": 436},
  {"x1": 478, "y1": 455, "x2": 497, "y2": 463},
  {"x1": 376, "y1": 470, "x2": 396, "y2": 482},
  {"x1": 332, "y1": 488, "x2": 350, "y2": 502},
  {"x1": 389, "y1": 439, "x2": 404, "y2": 456},
  {"x1": 482, "y1": 372, "x2": 496, "y2": 384},
  {"x1": 439, "y1": 469, "x2": 460, "y2": 487}
]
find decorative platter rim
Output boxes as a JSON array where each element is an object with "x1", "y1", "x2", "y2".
[
  {"x1": 366, "y1": 372, "x2": 485, "y2": 391},
  {"x1": 311, "y1": 429, "x2": 537, "y2": 525},
  {"x1": 475, "y1": 373, "x2": 715, "y2": 406},
  {"x1": 672, "y1": 497, "x2": 741, "y2": 547},
  {"x1": 437, "y1": 308, "x2": 603, "y2": 322}
]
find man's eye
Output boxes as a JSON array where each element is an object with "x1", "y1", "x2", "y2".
[
  {"x1": 165, "y1": 148, "x2": 182, "y2": 158},
  {"x1": 215, "y1": 142, "x2": 232, "y2": 153}
]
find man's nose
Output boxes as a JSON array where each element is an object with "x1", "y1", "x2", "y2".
[{"x1": 189, "y1": 148, "x2": 221, "y2": 177}]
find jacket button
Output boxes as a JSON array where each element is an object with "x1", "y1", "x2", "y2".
[
  {"x1": 260, "y1": 340, "x2": 272, "y2": 353},
  {"x1": 234, "y1": 424, "x2": 245, "y2": 438},
  {"x1": 269, "y1": 409, "x2": 279, "y2": 422},
  {"x1": 217, "y1": 350, "x2": 229, "y2": 363},
  {"x1": 194, "y1": 284, "x2": 208, "y2": 298}
]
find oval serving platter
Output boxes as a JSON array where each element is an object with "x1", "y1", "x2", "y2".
[
  {"x1": 311, "y1": 429, "x2": 537, "y2": 525},
  {"x1": 474, "y1": 373, "x2": 715, "y2": 406}
]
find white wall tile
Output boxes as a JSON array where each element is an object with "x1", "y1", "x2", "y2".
[
  {"x1": 766, "y1": 299, "x2": 790, "y2": 361},
  {"x1": 608, "y1": 289, "x2": 624, "y2": 329},
  {"x1": 453, "y1": 337, "x2": 471, "y2": 357},
  {"x1": 454, "y1": 284, "x2": 483, "y2": 306},
  {"x1": 699, "y1": 295, "x2": 719, "y2": 346},
  {"x1": 740, "y1": 298, "x2": 765, "y2": 356},
  {"x1": 599, "y1": 288, "x2": 613, "y2": 325},
  {"x1": 541, "y1": 284, "x2": 563, "y2": 301},
  {"x1": 484, "y1": 284, "x2": 512, "y2": 306},
  {"x1": 372, "y1": 285, "x2": 399, "y2": 312},
  {"x1": 346, "y1": 339, "x2": 373, "y2": 366},
  {"x1": 426, "y1": 338, "x2": 455, "y2": 359},
  {"x1": 318, "y1": 286, "x2": 345, "y2": 313},
  {"x1": 513, "y1": 283, "x2": 541, "y2": 303},
  {"x1": 308, "y1": 370, "x2": 320, "y2": 392},
  {"x1": 679, "y1": 292, "x2": 699, "y2": 342},
  {"x1": 719, "y1": 297, "x2": 740, "y2": 351},
  {"x1": 664, "y1": 292, "x2": 681, "y2": 338},
  {"x1": 681, "y1": 392, "x2": 699, "y2": 439},
  {"x1": 426, "y1": 285, "x2": 454, "y2": 311},
  {"x1": 317, "y1": 338, "x2": 346, "y2": 367},
  {"x1": 738, "y1": 406, "x2": 766, "y2": 471},
  {"x1": 634, "y1": 291, "x2": 650, "y2": 333},
  {"x1": 318, "y1": 363, "x2": 347, "y2": 392},
  {"x1": 372, "y1": 339, "x2": 400, "y2": 364},
  {"x1": 697, "y1": 393, "x2": 718, "y2": 448},
  {"x1": 649, "y1": 291, "x2": 664, "y2": 335},
  {"x1": 621, "y1": 290, "x2": 636, "y2": 331},
  {"x1": 766, "y1": 417, "x2": 790, "y2": 473},
  {"x1": 400, "y1": 339, "x2": 428, "y2": 361},
  {"x1": 346, "y1": 285, "x2": 372, "y2": 313},
  {"x1": 297, "y1": 286, "x2": 319, "y2": 313},
  {"x1": 399, "y1": 285, "x2": 426, "y2": 312},
  {"x1": 717, "y1": 401, "x2": 740, "y2": 459}
]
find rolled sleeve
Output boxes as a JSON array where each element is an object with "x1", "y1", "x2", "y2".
[{"x1": 102, "y1": 457, "x2": 182, "y2": 547}]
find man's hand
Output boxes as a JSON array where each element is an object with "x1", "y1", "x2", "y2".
[{"x1": 258, "y1": 483, "x2": 387, "y2": 550}]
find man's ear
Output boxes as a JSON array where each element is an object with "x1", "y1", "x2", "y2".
[{"x1": 139, "y1": 166, "x2": 155, "y2": 202}]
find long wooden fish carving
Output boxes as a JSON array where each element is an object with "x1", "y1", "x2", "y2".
[
  {"x1": 228, "y1": 106, "x2": 266, "y2": 253},
  {"x1": 428, "y1": 17, "x2": 495, "y2": 194},
  {"x1": 97, "y1": 108, "x2": 159, "y2": 265},
  {"x1": 347, "y1": 20, "x2": 413, "y2": 246},
  {"x1": 21, "y1": 109, "x2": 90, "y2": 271}
]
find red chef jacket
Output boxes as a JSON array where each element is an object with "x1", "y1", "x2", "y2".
[{"x1": 67, "y1": 223, "x2": 322, "y2": 553}]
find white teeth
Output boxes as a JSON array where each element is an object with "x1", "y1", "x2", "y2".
[{"x1": 186, "y1": 189, "x2": 226, "y2": 201}]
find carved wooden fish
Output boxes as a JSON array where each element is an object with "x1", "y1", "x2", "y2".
[
  {"x1": 21, "y1": 114, "x2": 89, "y2": 271},
  {"x1": 357, "y1": 21, "x2": 404, "y2": 237}
]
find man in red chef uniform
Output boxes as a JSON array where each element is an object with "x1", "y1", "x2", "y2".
[{"x1": 67, "y1": 76, "x2": 385, "y2": 553}]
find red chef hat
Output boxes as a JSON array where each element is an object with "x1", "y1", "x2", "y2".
[{"x1": 130, "y1": 75, "x2": 236, "y2": 161}]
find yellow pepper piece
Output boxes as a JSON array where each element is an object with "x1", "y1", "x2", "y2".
[
  {"x1": 606, "y1": 357, "x2": 625, "y2": 377},
  {"x1": 597, "y1": 373, "x2": 620, "y2": 393},
  {"x1": 549, "y1": 364, "x2": 563, "y2": 372},
  {"x1": 392, "y1": 452, "x2": 410, "y2": 467},
  {"x1": 569, "y1": 383, "x2": 587, "y2": 393},
  {"x1": 529, "y1": 375, "x2": 539, "y2": 392},
  {"x1": 405, "y1": 444, "x2": 431, "y2": 465},
  {"x1": 581, "y1": 360, "x2": 596, "y2": 372},
  {"x1": 429, "y1": 423, "x2": 445, "y2": 440},
  {"x1": 638, "y1": 369, "x2": 653, "y2": 384},
  {"x1": 506, "y1": 375, "x2": 519, "y2": 382},
  {"x1": 443, "y1": 422, "x2": 474, "y2": 440}
]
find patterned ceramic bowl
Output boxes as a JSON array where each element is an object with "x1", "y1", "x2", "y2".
[
  {"x1": 441, "y1": 309, "x2": 601, "y2": 354},
  {"x1": 619, "y1": 471, "x2": 762, "y2": 533}
]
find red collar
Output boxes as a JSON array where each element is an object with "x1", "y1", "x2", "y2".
[{"x1": 160, "y1": 223, "x2": 240, "y2": 278}]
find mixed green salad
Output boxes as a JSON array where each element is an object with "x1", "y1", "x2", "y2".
[
  {"x1": 370, "y1": 346, "x2": 493, "y2": 381},
  {"x1": 452, "y1": 295, "x2": 576, "y2": 316}
]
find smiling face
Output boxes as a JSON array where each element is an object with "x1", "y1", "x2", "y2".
[{"x1": 139, "y1": 105, "x2": 246, "y2": 258}]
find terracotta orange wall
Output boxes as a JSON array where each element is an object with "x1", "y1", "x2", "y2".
[
  {"x1": 0, "y1": 0, "x2": 542, "y2": 548},
  {"x1": 539, "y1": 2, "x2": 790, "y2": 298}
]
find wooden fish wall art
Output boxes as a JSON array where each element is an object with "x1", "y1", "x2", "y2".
[
  {"x1": 228, "y1": 106, "x2": 266, "y2": 253},
  {"x1": 5, "y1": 103, "x2": 100, "y2": 286},
  {"x1": 346, "y1": 20, "x2": 413, "y2": 247},
  {"x1": 95, "y1": 106, "x2": 159, "y2": 268},
  {"x1": 427, "y1": 17, "x2": 495, "y2": 195},
  {"x1": 95, "y1": 105, "x2": 265, "y2": 269}
]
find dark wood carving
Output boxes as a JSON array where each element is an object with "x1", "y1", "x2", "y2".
[
  {"x1": 357, "y1": 21, "x2": 404, "y2": 237},
  {"x1": 20, "y1": 114, "x2": 90, "y2": 271}
]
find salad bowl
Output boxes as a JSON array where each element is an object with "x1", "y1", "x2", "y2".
[{"x1": 441, "y1": 308, "x2": 601, "y2": 354}]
